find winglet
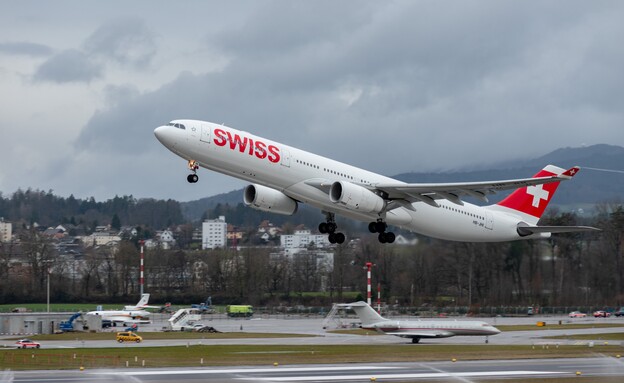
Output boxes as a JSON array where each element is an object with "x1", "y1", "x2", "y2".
[{"x1": 560, "y1": 166, "x2": 580, "y2": 179}]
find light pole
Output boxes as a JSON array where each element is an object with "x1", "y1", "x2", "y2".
[{"x1": 46, "y1": 264, "x2": 51, "y2": 314}]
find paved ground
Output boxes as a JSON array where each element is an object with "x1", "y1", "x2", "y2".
[{"x1": 3, "y1": 312, "x2": 622, "y2": 349}]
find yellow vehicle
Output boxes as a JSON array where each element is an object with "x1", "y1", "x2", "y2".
[{"x1": 116, "y1": 331, "x2": 142, "y2": 343}]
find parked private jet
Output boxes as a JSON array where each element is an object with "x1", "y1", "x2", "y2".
[
  {"x1": 87, "y1": 295, "x2": 153, "y2": 325},
  {"x1": 154, "y1": 120, "x2": 599, "y2": 244},
  {"x1": 337, "y1": 301, "x2": 501, "y2": 343}
]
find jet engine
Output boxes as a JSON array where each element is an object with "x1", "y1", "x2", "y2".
[
  {"x1": 243, "y1": 184, "x2": 298, "y2": 215},
  {"x1": 329, "y1": 181, "x2": 385, "y2": 213}
]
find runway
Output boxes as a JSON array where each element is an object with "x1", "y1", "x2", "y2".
[
  {"x1": 5, "y1": 357, "x2": 624, "y2": 382},
  {"x1": 2, "y1": 314, "x2": 624, "y2": 382}
]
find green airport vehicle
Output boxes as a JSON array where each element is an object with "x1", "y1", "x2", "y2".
[{"x1": 226, "y1": 305, "x2": 253, "y2": 317}]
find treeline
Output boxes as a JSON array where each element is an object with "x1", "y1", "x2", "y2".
[
  {"x1": 2, "y1": 202, "x2": 623, "y2": 308},
  {"x1": 0, "y1": 189, "x2": 184, "y2": 231}
]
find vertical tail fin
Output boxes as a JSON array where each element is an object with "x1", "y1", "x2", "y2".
[
  {"x1": 135, "y1": 293, "x2": 150, "y2": 308},
  {"x1": 496, "y1": 165, "x2": 579, "y2": 224},
  {"x1": 345, "y1": 301, "x2": 385, "y2": 326}
]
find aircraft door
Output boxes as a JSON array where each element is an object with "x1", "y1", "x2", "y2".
[
  {"x1": 200, "y1": 124, "x2": 211, "y2": 143},
  {"x1": 280, "y1": 149, "x2": 290, "y2": 167},
  {"x1": 485, "y1": 210, "x2": 493, "y2": 230}
]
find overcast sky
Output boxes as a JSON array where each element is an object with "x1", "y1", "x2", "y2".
[{"x1": 1, "y1": 1, "x2": 623, "y2": 202}]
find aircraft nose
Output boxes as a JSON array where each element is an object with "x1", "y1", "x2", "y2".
[{"x1": 154, "y1": 125, "x2": 176, "y2": 147}]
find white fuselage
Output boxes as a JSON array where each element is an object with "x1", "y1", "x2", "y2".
[
  {"x1": 87, "y1": 309, "x2": 151, "y2": 324},
  {"x1": 155, "y1": 120, "x2": 544, "y2": 242},
  {"x1": 366, "y1": 319, "x2": 501, "y2": 338}
]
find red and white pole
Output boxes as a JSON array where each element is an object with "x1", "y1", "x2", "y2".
[
  {"x1": 377, "y1": 282, "x2": 381, "y2": 313},
  {"x1": 139, "y1": 240, "x2": 145, "y2": 296},
  {"x1": 365, "y1": 262, "x2": 372, "y2": 306}
]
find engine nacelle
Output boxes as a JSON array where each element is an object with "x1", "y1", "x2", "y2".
[
  {"x1": 243, "y1": 184, "x2": 298, "y2": 215},
  {"x1": 329, "y1": 181, "x2": 385, "y2": 213}
]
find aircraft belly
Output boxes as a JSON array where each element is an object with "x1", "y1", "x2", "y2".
[{"x1": 405, "y1": 203, "x2": 520, "y2": 242}]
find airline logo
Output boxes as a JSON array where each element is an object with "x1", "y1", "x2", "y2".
[
  {"x1": 213, "y1": 128, "x2": 280, "y2": 163},
  {"x1": 526, "y1": 184, "x2": 549, "y2": 208},
  {"x1": 497, "y1": 168, "x2": 561, "y2": 218}
]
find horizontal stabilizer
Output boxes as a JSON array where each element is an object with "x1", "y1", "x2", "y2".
[{"x1": 517, "y1": 225, "x2": 601, "y2": 236}]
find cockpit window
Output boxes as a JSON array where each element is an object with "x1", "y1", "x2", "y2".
[{"x1": 166, "y1": 122, "x2": 186, "y2": 130}]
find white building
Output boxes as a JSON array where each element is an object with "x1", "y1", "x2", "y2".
[
  {"x1": 82, "y1": 232, "x2": 122, "y2": 247},
  {"x1": 280, "y1": 229, "x2": 330, "y2": 255},
  {"x1": 202, "y1": 216, "x2": 227, "y2": 249},
  {"x1": 0, "y1": 218, "x2": 11, "y2": 242}
]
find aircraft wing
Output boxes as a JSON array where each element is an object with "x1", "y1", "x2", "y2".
[
  {"x1": 373, "y1": 166, "x2": 579, "y2": 207},
  {"x1": 385, "y1": 331, "x2": 455, "y2": 339}
]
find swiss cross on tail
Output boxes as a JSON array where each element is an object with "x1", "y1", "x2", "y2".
[{"x1": 497, "y1": 165, "x2": 580, "y2": 219}]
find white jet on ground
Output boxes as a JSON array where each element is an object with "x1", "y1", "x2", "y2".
[
  {"x1": 338, "y1": 301, "x2": 501, "y2": 344},
  {"x1": 154, "y1": 120, "x2": 599, "y2": 244}
]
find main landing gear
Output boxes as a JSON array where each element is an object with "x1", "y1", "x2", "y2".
[
  {"x1": 187, "y1": 160, "x2": 199, "y2": 183},
  {"x1": 368, "y1": 219, "x2": 396, "y2": 244},
  {"x1": 319, "y1": 212, "x2": 345, "y2": 244}
]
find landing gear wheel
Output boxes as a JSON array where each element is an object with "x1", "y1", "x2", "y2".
[
  {"x1": 378, "y1": 232, "x2": 387, "y2": 243},
  {"x1": 335, "y1": 232, "x2": 345, "y2": 244},
  {"x1": 328, "y1": 232, "x2": 346, "y2": 244},
  {"x1": 320, "y1": 212, "x2": 346, "y2": 244},
  {"x1": 370, "y1": 219, "x2": 395, "y2": 243},
  {"x1": 368, "y1": 222, "x2": 377, "y2": 233},
  {"x1": 412, "y1": 338, "x2": 420, "y2": 344},
  {"x1": 375, "y1": 221, "x2": 387, "y2": 233},
  {"x1": 187, "y1": 174, "x2": 199, "y2": 183}
]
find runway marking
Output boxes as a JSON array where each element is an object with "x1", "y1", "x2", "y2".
[
  {"x1": 108, "y1": 366, "x2": 397, "y2": 376},
  {"x1": 237, "y1": 370, "x2": 567, "y2": 381}
]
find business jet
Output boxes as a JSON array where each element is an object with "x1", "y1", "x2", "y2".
[
  {"x1": 123, "y1": 293, "x2": 160, "y2": 310},
  {"x1": 337, "y1": 301, "x2": 500, "y2": 344},
  {"x1": 154, "y1": 120, "x2": 598, "y2": 244},
  {"x1": 87, "y1": 295, "x2": 153, "y2": 325}
]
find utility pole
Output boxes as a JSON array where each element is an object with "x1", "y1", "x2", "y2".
[{"x1": 139, "y1": 240, "x2": 145, "y2": 296}]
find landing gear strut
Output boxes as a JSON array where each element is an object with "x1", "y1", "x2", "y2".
[
  {"x1": 368, "y1": 219, "x2": 395, "y2": 244},
  {"x1": 187, "y1": 160, "x2": 199, "y2": 183},
  {"x1": 319, "y1": 212, "x2": 345, "y2": 244}
]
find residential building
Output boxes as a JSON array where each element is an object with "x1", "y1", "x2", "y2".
[
  {"x1": 202, "y1": 216, "x2": 227, "y2": 249},
  {"x1": 0, "y1": 218, "x2": 12, "y2": 242},
  {"x1": 280, "y1": 229, "x2": 330, "y2": 255}
]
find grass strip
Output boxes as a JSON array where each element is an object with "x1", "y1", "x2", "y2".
[
  {"x1": 21, "y1": 331, "x2": 313, "y2": 341},
  {"x1": 1, "y1": 344, "x2": 622, "y2": 371},
  {"x1": 496, "y1": 323, "x2": 624, "y2": 331}
]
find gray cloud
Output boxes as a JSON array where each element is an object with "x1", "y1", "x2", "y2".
[
  {"x1": 83, "y1": 18, "x2": 156, "y2": 69},
  {"x1": 0, "y1": 42, "x2": 53, "y2": 56},
  {"x1": 33, "y1": 49, "x2": 102, "y2": 83},
  {"x1": 3, "y1": 0, "x2": 624, "y2": 202}
]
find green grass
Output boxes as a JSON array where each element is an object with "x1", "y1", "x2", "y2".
[
  {"x1": 496, "y1": 323, "x2": 624, "y2": 332},
  {"x1": 16, "y1": 331, "x2": 314, "y2": 341},
  {"x1": 1, "y1": 344, "x2": 622, "y2": 371}
]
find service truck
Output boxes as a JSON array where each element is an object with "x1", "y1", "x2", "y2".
[{"x1": 226, "y1": 305, "x2": 253, "y2": 317}]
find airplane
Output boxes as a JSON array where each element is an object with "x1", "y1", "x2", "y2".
[
  {"x1": 123, "y1": 293, "x2": 160, "y2": 310},
  {"x1": 336, "y1": 301, "x2": 501, "y2": 343},
  {"x1": 154, "y1": 119, "x2": 599, "y2": 244},
  {"x1": 87, "y1": 295, "x2": 154, "y2": 325},
  {"x1": 86, "y1": 308, "x2": 151, "y2": 326}
]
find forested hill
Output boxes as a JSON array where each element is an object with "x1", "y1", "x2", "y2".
[
  {"x1": 0, "y1": 192, "x2": 184, "y2": 230},
  {"x1": 181, "y1": 144, "x2": 624, "y2": 221}
]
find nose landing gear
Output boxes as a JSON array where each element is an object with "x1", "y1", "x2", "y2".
[{"x1": 187, "y1": 160, "x2": 199, "y2": 183}]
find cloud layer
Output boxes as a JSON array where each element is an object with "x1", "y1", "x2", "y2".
[{"x1": 1, "y1": 0, "x2": 623, "y2": 202}]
